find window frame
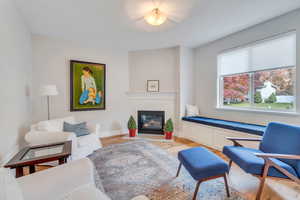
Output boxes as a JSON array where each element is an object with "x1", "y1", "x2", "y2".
[{"x1": 217, "y1": 32, "x2": 297, "y2": 114}]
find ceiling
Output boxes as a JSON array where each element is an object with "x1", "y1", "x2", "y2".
[{"x1": 15, "y1": 0, "x2": 300, "y2": 50}]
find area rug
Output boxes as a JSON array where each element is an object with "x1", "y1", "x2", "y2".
[{"x1": 88, "y1": 140, "x2": 244, "y2": 200}]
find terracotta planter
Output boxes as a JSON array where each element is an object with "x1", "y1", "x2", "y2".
[
  {"x1": 129, "y1": 129, "x2": 136, "y2": 137},
  {"x1": 165, "y1": 132, "x2": 173, "y2": 140}
]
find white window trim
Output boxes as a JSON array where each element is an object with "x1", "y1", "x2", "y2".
[
  {"x1": 216, "y1": 106, "x2": 299, "y2": 116},
  {"x1": 217, "y1": 32, "x2": 297, "y2": 114}
]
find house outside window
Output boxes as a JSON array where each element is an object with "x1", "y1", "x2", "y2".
[{"x1": 218, "y1": 32, "x2": 296, "y2": 112}]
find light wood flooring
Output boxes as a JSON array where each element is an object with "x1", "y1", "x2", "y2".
[{"x1": 27, "y1": 134, "x2": 300, "y2": 200}]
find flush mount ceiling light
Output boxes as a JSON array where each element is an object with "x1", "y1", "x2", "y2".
[{"x1": 144, "y1": 8, "x2": 167, "y2": 26}]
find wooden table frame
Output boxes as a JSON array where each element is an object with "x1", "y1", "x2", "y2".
[{"x1": 4, "y1": 141, "x2": 72, "y2": 178}]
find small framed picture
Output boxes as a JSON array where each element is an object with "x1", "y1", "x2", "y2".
[{"x1": 147, "y1": 80, "x2": 159, "y2": 92}]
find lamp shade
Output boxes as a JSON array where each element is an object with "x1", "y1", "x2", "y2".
[{"x1": 40, "y1": 85, "x2": 58, "y2": 96}]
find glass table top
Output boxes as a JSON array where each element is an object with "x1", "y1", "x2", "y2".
[{"x1": 21, "y1": 144, "x2": 64, "y2": 160}]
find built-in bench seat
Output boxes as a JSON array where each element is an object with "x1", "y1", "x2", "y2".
[{"x1": 182, "y1": 116, "x2": 266, "y2": 136}]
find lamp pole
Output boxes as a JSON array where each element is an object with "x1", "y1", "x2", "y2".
[
  {"x1": 47, "y1": 96, "x2": 50, "y2": 120},
  {"x1": 41, "y1": 85, "x2": 58, "y2": 120}
]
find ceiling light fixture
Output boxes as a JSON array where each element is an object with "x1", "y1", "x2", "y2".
[{"x1": 144, "y1": 8, "x2": 167, "y2": 26}]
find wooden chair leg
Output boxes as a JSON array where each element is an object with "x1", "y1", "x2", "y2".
[
  {"x1": 256, "y1": 162, "x2": 270, "y2": 200},
  {"x1": 223, "y1": 174, "x2": 230, "y2": 197},
  {"x1": 176, "y1": 163, "x2": 182, "y2": 177},
  {"x1": 193, "y1": 181, "x2": 201, "y2": 200},
  {"x1": 228, "y1": 160, "x2": 233, "y2": 171}
]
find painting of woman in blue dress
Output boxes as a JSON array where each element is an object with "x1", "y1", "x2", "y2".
[
  {"x1": 70, "y1": 60, "x2": 106, "y2": 111},
  {"x1": 79, "y1": 67, "x2": 102, "y2": 105}
]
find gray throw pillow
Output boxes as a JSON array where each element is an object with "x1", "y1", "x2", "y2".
[{"x1": 63, "y1": 122, "x2": 90, "y2": 137}]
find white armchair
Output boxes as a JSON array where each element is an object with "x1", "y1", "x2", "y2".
[{"x1": 25, "y1": 116, "x2": 102, "y2": 160}]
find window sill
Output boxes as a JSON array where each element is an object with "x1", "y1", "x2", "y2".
[{"x1": 216, "y1": 106, "x2": 299, "y2": 116}]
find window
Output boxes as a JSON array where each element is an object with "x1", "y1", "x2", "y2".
[{"x1": 218, "y1": 32, "x2": 296, "y2": 112}]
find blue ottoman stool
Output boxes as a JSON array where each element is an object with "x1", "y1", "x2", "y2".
[{"x1": 177, "y1": 147, "x2": 230, "y2": 200}]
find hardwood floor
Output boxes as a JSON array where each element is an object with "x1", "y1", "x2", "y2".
[{"x1": 30, "y1": 134, "x2": 300, "y2": 200}]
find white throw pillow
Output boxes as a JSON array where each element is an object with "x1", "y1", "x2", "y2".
[
  {"x1": 186, "y1": 104, "x2": 199, "y2": 116},
  {"x1": 37, "y1": 116, "x2": 75, "y2": 132},
  {"x1": 0, "y1": 168, "x2": 24, "y2": 200}
]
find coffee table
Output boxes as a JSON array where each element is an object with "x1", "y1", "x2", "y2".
[{"x1": 4, "y1": 141, "x2": 72, "y2": 178}]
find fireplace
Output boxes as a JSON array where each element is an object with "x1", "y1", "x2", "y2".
[{"x1": 138, "y1": 111, "x2": 165, "y2": 135}]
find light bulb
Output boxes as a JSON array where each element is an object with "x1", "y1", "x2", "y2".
[{"x1": 144, "y1": 8, "x2": 167, "y2": 26}]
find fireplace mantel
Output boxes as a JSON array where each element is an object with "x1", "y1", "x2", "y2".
[
  {"x1": 128, "y1": 91, "x2": 177, "y2": 133},
  {"x1": 126, "y1": 91, "x2": 176, "y2": 100}
]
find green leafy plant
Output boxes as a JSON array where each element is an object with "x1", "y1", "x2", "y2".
[
  {"x1": 127, "y1": 116, "x2": 137, "y2": 130},
  {"x1": 265, "y1": 93, "x2": 277, "y2": 104},
  {"x1": 164, "y1": 118, "x2": 174, "y2": 132},
  {"x1": 254, "y1": 91, "x2": 262, "y2": 103}
]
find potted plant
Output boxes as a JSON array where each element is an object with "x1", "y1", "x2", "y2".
[
  {"x1": 164, "y1": 118, "x2": 174, "y2": 140},
  {"x1": 127, "y1": 116, "x2": 137, "y2": 137}
]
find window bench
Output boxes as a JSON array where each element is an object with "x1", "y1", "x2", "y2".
[
  {"x1": 182, "y1": 116, "x2": 266, "y2": 136},
  {"x1": 180, "y1": 116, "x2": 266, "y2": 150}
]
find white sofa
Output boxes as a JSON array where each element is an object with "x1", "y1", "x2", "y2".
[
  {"x1": 0, "y1": 158, "x2": 149, "y2": 200},
  {"x1": 25, "y1": 116, "x2": 102, "y2": 160}
]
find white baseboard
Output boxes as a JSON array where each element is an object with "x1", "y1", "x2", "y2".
[
  {"x1": 98, "y1": 129, "x2": 180, "y2": 139},
  {"x1": 99, "y1": 129, "x2": 128, "y2": 138}
]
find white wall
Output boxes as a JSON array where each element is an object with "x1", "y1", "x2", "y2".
[
  {"x1": 32, "y1": 36, "x2": 130, "y2": 137},
  {"x1": 179, "y1": 47, "x2": 195, "y2": 117},
  {"x1": 195, "y1": 9, "x2": 300, "y2": 126},
  {"x1": 0, "y1": 0, "x2": 32, "y2": 164},
  {"x1": 129, "y1": 47, "x2": 178, "y2": 92},
  {"x1": 128, "y1": 46, "x2": 195, "y2": 135}
]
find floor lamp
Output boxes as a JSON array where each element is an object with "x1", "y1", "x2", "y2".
[{"x1": 40, "y1": 85, "x2": 58, "y2": 120}]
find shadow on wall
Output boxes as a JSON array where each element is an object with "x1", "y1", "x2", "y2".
[
  {"x1": 17, "y1": 125, "x2": 30, "y2": 151},
  {"x1": 0, "y1": 124, "x2": 30, "y2": 165}
]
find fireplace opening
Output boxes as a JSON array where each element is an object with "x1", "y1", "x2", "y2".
[{"x1": 138, "y1": 111, "x2": 165, "y2": 135}]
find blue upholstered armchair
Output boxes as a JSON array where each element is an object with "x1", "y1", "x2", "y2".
[{"x1": 223, "y1": 122, "x2": 300, "y2": 200}]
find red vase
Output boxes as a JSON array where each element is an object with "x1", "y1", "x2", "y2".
[
  {"x1": 165, "y1": 132, "x2": 173, "y2": 140},
  {"x1": 129, "y1": 129, "x2": 136, "y2": 137}
]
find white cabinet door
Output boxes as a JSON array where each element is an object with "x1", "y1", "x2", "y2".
[
  {"x1": 182, "y1": 122, "x2": 213, "y2": 147},
  {"x1": 195, "y1": 124, "x2": 214, "y2": 147},
  {"x1": 212, "y1": 128, "x2": 235, "y2": 150}
]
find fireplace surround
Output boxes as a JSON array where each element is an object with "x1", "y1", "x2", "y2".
[{"x1": 138, "y1": 111, "x2": 165, "y2": 134}]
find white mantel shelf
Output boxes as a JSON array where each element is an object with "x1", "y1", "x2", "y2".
[{"x1": 126, "y1": 91, "x2": 177, "y2": 100}]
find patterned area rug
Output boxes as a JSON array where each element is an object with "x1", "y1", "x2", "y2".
[{"x1": 88, "y1": 140, "x2": 245, "y2": 200}]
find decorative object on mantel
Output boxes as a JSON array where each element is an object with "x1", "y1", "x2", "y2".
[
  {"x1": 127, "y1": 115, "x2": 137, "y2": 137},
  {"x1": 70, "y1": 60, "x2": 106, "y2": 112},
  {"x1": 40, "y1": 84, "x2": 58, "y2": 120},
  {"x1": 164, "y1": 118, "x2": 174, "y2": 140},
  {"x1": 147, "y1": 80, "x2": 159, "y2": 92}
]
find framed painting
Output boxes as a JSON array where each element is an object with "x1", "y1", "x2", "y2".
[
  {"x1": 70, "y1": 60, "x2": 106, "y2": 111},
  {"x1": 147, "y1": 80, "x2": 159, "y2": 92}
]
